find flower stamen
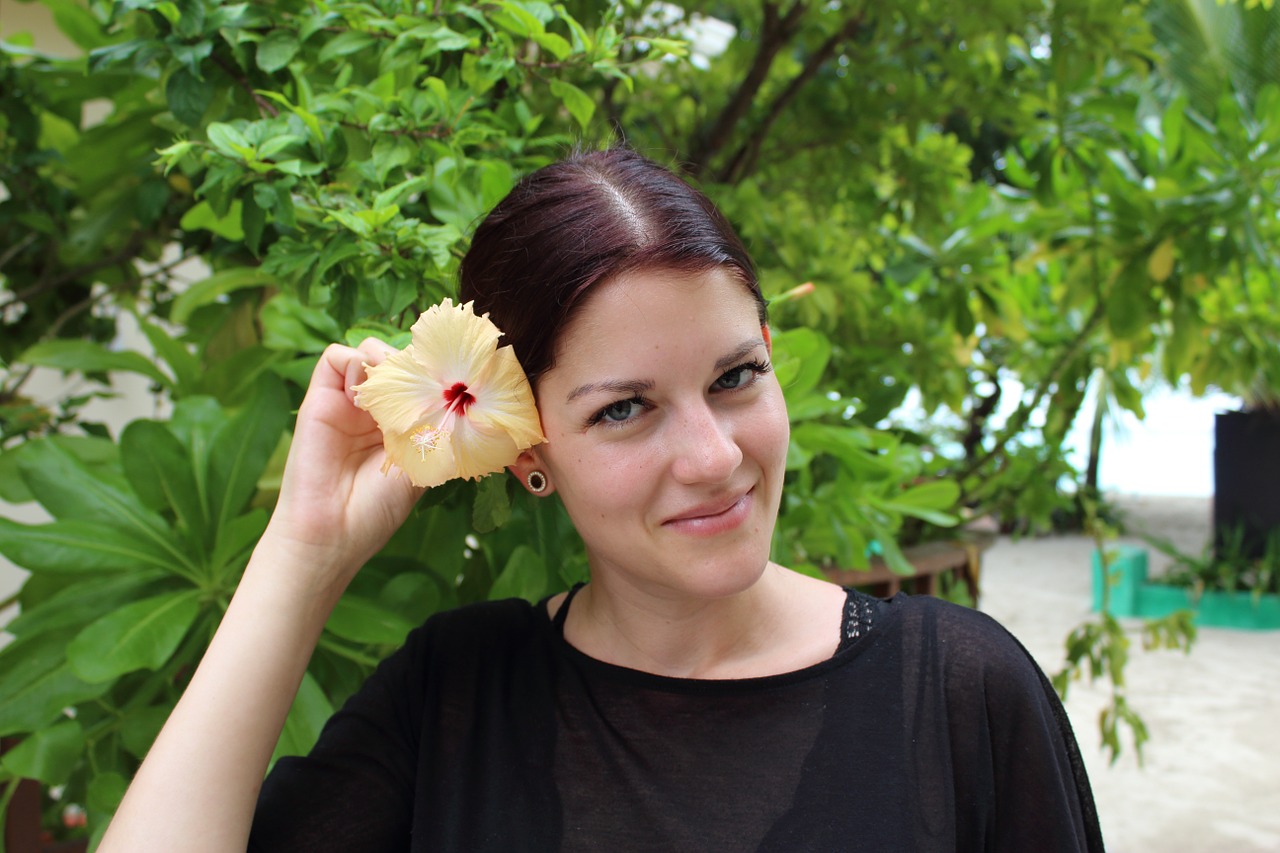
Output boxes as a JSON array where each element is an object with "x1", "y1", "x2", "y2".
[{"x1": 410, "y1": 424, "x2": 446, "y2": 460}]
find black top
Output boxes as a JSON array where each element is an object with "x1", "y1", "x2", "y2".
[{"x1": 250, "y1": 589, "x2": 1104, "y2": 852}]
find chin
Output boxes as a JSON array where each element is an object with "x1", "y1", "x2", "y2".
[{"x1": 669, "y1": 545, "x2": 774, "y2": 601}]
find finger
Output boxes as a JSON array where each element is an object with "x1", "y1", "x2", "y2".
[
  {"x1": 307, "y1": 343, "x2": 362, "y2": 394},
  {"x1": 343, "y1": 337, "x2": 401, "y2": 404}
]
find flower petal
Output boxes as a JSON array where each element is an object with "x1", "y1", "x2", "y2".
[
  {"x1": 409, "y1": 299, "x2": 503, "y2": 389},
  {"x1": 381, "y1": 422, "x2": 458, "y2": 489},
  {"x1": 465, "y1": 345, "x2": 546, "y2": 449},
  {"x1": 354, "y1": 348, "x2": 446, "y2": 435},
  {"x1": 450, "y1": 418, "x2": 524, "y2": 481}
]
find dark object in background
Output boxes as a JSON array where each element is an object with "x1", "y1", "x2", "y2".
[{"x1": 1214, "y1": 409, "x2": 1280, "y2": 560}]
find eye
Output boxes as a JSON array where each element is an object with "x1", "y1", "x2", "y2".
[
  {"x1": 588, "y1": 396, "x2": 648, "y2": 428},
  {"x1": 713, "y1": 360, "x2": 771, "y2": 392}
]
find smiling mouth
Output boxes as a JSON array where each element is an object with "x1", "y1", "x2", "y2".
[{"x1": 662, "y1": 488, "x2": 754, "y2": 534}]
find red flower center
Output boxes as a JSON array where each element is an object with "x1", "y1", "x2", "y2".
[{"x1": 443, "y1": 382, "x2": 475, "y2": 415}]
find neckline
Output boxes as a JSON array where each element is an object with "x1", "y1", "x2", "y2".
[{"x1": 540, "y1": 585, "x2": 892, "y2": 694}]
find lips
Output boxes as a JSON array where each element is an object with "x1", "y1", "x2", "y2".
[{"x1": 662, "y1": 488, "x2": 753, "y2": 535}]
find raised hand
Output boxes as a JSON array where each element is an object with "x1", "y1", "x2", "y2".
[{"x1": 262, "y1": 338, "x2": 424, "y2": 594}]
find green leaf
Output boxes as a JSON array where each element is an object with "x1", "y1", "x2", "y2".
[
  {"x1": 4, "y1": 570, "x2": 168, "y2": 640},
  {"x1": 256, "y1": 30, "x2": 300, "y2": 72},
  {"x1": 772, "y1": 327, "x2": 831, "y2": 399},
  {"x1": 0, "y1": 437, "x2": 117, "y2": 504},
  {"x1": 18, "y1": 340, "x2": 171, "y2": 388},
  {"x1": 888, "y1": 479, "x2": 961, "y2": 513},
  {"x1": 241, "y1": 193, "x2": 267, "y2": 256},
  {"x1": 165, "y1": 66, "x2": 215, "y2": 127},
  {"x1": 271, "y1": 672, "x2": 333, "y2": 764},
  {"x1": 14, "y1": 440, "x2": 180, "y2": 546},
  {"x1": 472, "y1": 476, "x2": 511, "y2": 533},
  {"x1": 325, "y1": 595, "x2": 416, "y2": 645},
  {"x1": 549, "y1": 79, "x2": 594, "y2": 129},
  {"x1": 87, "y1": 771, "x2": 128, "y2": 818},
  {"x1": 44, "y1": 0, "x2": 110, "y2": 50},
  {"x1": 0, "y1": 632, "x2": 109, "y2": 736},
  {"x1": 207, "y1": 373, "x2": 289, "y2": 534},
  {"x1": 488, "y1": 545, "x2": 546, "y2": 602},
  {"x1": 67, "y1": 589, "x2": 202, "y2": 683},
  {"x1": 532, "y1": 30, "x2": 572, "y2": 60},
  {"x1": 120, "y1": 420, "x2": 206, "y2": 543},
  {"x1": 1, "y1": 721, "x2": 85, "y2": 785},
  {"x1": 260, "y1": 294, "x2": 342, "y2": 353},
  {"x1": 208, "y1": 508, "x2": 267, "y2": 580},
  {"x1": 171, "y1": 267, "x2": 277, "y2": 325},
  {"x1": 206, "y1": 122, "x2": 252, "y2": 157},
  {"x1": 0, "y1": 517, "x2": 177, "y2": 575},
  {"x1": 791, "y1": 423, "x2": 893, "y2": 477},
  {"x1": 318, "y1": 30, "x2": 376, "y2": 63},
  {"x1": 120, "y1": 703, "x2": 174, "y2": 759},
  {"x1": 373, "y1": 175, "x2": 432, "y2": 212},
  {"x1": 137, "y1": 318, "x2": 201, "y2": 395},
  {"x1": 180, "y1": 199, "x2": 245, "y2": 240}
]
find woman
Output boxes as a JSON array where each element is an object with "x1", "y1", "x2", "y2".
[{"x1": 101, "y1": 149, "x2": 1104, "y2": 852}]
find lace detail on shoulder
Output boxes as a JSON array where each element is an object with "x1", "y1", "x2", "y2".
[{"x1": 838, "y1": 589, "x2": 875, "y2": 651}]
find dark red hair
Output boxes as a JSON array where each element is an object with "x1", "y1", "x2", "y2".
[{"x1": 458, "y1": 148, "x2": 765, "y2": 385}]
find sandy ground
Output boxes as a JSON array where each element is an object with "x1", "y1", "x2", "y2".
[{"x1": 980, "y1": 494, "x2": 1280, "y2": 853}]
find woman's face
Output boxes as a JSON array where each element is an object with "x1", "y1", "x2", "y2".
[{"x1": 528, "y1": 267, "x2": 790, "y2": 601}]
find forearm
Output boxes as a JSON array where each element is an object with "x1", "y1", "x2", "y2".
[{"x1": 99, "y1": 538, "x2": 348, "y2": 853}]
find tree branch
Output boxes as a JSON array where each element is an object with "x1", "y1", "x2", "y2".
[
  {"x1": 0, "y1": 233, "x2": 145, "y2": 313},
  {"x1": 212, "y1": 53, "x2": 280, "y2": 118},
  {"x1": 686, "y1": 0, "x2": 810, "y2": 176},
  {"x1": 958, "y1": 300, "x2": 1106, "y2": 498},
  {"x1": 718, "y1": 13, "x2": 865, "y2": 183}
]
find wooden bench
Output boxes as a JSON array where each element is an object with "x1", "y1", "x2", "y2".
[{"x1": 823, "y1": 538, "x2": 991, "y2": 605}]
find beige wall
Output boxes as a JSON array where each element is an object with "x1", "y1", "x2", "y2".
[{"x1": 0, "y1": 0, "x2": 81, "y2": 57}]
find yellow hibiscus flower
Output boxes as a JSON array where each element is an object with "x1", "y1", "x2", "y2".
[{"x1": 353, "y1": 299, "x2": 545, "y2": 488}]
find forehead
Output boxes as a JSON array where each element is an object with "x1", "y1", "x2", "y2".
[{"x1": 551, "y1": 267, "x2": 761, "y2": 364}]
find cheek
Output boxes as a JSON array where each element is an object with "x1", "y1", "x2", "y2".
[
  {"x1": 540, "y1": 430, "x2": 660, "y2": 512},
  {"x1": 746, "y1": 387, "x2": 791, "y2": 466}
]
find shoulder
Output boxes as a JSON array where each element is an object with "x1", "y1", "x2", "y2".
[
  {"x1": 409, "y1": 596, "x2": 544, "y2": 659},
  {"x1": 884, "y1": 594, "x2": 1048, "y2": 696}
]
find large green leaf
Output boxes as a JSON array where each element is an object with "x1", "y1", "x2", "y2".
[
  {"x1": 0, "y1": 631, "x2": 108, "y2": 736},
  {"x1": 17, "y1": 339, "x2": 172, "y2": 389},
  {"x1": 4, "y1": 570, "x2": 169, "y2": 640},
  {"x1": 326, "y1": 595, "x2": 417, "y2": 645},
  {"x1": 1, "y1": 720, "x2": 85, "y2": 786},
  {"x1": 67, "y1": 589, "x2": 202, "y2": 683},
  {"x1": 137, "y1": 317, "x2": 202, "y2": 396},
  {"x1": 270, "y1": 672, "x2": 334, "y2": 764},
  {"x1": 169, "y1": 267, "x2": 278, "y2": 325},
  {"x1": 120, "y1": 419, "x2": 206, "y2": 545},
  {"x1": 17, "y1": 440, "x2": 155, "y2": 529},
  {"x1": 207, "y1": 373, "x2": 289, "y2": 534},
  {"x1": 15, "y1": 440, "x2": 194, "y2": 573},
  {"x1": 772, "y1": 327, "x2": 832, "y2": 400},
  {"x1": 0, "y1": 518, "x2": 176, "y2": 575},
  {"x1": 0, "y1": 436, "x2": 119, "y2": 504},
  {"x1": 488, "y1": 545, "x2": 546, "y2": 603}
]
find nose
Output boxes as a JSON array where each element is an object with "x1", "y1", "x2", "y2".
[{"x1": 668, "y1": 403, "x2": 743, "y2": 485}]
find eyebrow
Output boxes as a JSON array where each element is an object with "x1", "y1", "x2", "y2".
[{"x1": 564, "y1": 337, "x2": 765, "y2": 404}]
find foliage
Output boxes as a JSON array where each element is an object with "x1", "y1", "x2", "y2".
[
  {"x1": 0, "y1": 1, "x2": 956, "y2": 843},
  {"x1": 2, "y1": 0, "x2": 1277, "y2": 840},
  {"x1": 1144, "y1": 525, "x2": 1280, "y2": 597},
  {"x1": 1052, "y1": 502, "x2": 1197, "y2": 764}
]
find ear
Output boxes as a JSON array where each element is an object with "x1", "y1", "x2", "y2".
[
  {"x1": 508, "y1": 448, "x2": 554, "y2": 496},
  {"x1": 761, "y1": 324, "x2": 773, "y2": 355}
]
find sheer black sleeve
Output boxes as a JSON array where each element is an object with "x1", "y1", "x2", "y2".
[{"x1": 926, "y1": 600, "x2": 1105, "y2": 852}]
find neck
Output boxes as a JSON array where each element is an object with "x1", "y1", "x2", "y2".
[{"x1": 563, "y1": 565, "x2": 837, "y2": 679}]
